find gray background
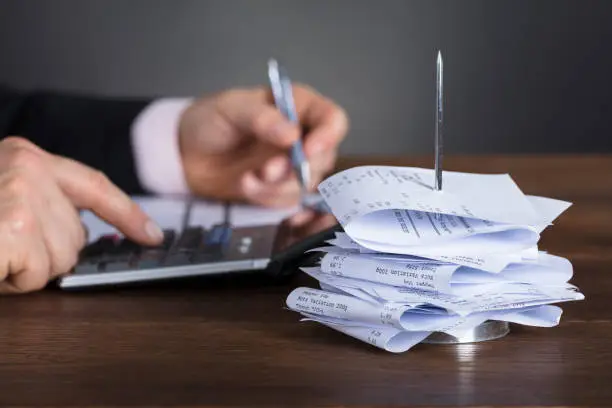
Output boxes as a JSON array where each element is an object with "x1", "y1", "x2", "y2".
[{"x1": 0, "y1": 0, "x2": 611, "y2": 155}]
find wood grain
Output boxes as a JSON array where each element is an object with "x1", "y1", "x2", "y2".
[{"x1": 0, "y1": 154, "x2": 610, "y2": 407}]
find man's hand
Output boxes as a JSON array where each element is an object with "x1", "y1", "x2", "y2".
[
  {"x1": 0, "y1": 137, "x2": 163, "y2": 294},
  {"x1": 178, "y1": 84, "x2": 348, "y2": 207}
]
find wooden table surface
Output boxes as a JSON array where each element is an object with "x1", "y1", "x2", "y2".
[{"x1": 1, "y1": 155, "x2": 611, "y2": 407}]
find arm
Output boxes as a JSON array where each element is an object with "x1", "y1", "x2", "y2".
[{"x1": 0, "y1": 85, "x2": 152, "y2": 195}]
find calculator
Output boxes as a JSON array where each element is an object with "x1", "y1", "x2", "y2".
[{"x1": 57, "y1": 208, "x2": 340, "y2": 290}]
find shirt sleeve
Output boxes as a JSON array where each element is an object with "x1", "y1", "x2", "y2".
[{"x1": 130, "y1": 98, "x2": 194, "y2": 196}]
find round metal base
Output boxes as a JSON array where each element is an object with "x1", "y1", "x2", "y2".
[{"x1": 422, "y1": 320, "x2": 510, "y2": 344}]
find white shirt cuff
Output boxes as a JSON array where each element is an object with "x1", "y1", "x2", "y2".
[{"x1": 131, "y1": 98, "x2": 194, "y2": 195}]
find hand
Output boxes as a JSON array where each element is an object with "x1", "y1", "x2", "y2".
[
  {"x1": 0, "y1": 137, "x2": 163, "y2": 294},
  {"x1": 178, "y1": 83, "x2": 348, "y2": 207}
]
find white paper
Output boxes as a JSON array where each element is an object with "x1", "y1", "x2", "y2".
[
  {"x1": 318, "y1": 165, "x2": 540, "y2": 227},
  {"x1": 317, "y1": 251, "x2": 572, "y2": 296},
  {"x1": 301, "y1": 317, "x2": 431, "y2": 353},
  {"x1": 319, "y1": 251, "x2": 459, "y2": 293},
  {"x1": 453, "y1": 253, "x2": 573, "y2": 285},
  {"x1": 441, "y1": 305, "x2": 563, "y2": 337},
  {"x1": 316, "y1": 167, "x2": 571, "y2": 273},
  {"x1": 294, "y1": 303, "x2": 562, "y2": 352},
  {"x1": 527, "y1": 196, "x2": 572, "y2": 233},
  {"x1": 332, "y1": 232, "x2": 529, "y2": 273},
  {"x1": 286, "y1": 287, "x2": 416, "y2": 330},
  {"x1": 348, "y1": 209, "x2": 540, "y2": 247},
  {"x1": 301, "y1": 266, "x2": 583, "y2": 316}
]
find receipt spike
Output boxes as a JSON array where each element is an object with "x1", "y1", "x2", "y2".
[{"x1": 435, "y1": 50, "x2": 443, "y2": 191}]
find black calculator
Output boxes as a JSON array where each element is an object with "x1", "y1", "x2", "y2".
[{"x1": 58, "y1": 210, "x2": 340, "y2": 290}]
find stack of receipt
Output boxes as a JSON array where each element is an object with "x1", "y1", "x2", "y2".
[{"x1": 286, "y1": 166, "x2": 584, "y2": 353}]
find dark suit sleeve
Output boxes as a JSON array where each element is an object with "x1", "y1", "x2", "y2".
[{"x1": 0, "y1": 85, "x2": 152, "y2": 195}]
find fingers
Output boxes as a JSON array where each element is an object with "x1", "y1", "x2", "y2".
[
  {"x1": 0, "y1": 137, "x2": 164, "y2": 295},
  {"x1": 307, "y1": 149, "x2": 337, "y2": 187},
  {"x1": 239, "y1": 170, "x2": 301, "y2": 208},
  {"x1": 0, "y1": 235, "x2": 50, "y2": 295},
  {"x1": 216, "y1": 88, "x2": 300, "y2": 148},
  {"x1": 254, "y1": 148, "x2": 336, "y2": 189},
  {"x1": 49, "y1": 155, "x2": 163, "y2": 246},
  {"x1": 30, "y1": 179, "x2": 86, "y2": 276},
  {"x1": 257, "y1": 155, "x2": 291, "y2": 183},
  {"x1": 217, "y1": 85, "x2": 347, "y2": 156},
  {"x1": 292, "y1": 84, "x2": 349, "y2": 157},
  {"x1": 0, "y1": 198, "x2": 51, "y2": 295}
]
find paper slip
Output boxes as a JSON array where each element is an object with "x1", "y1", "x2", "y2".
[
  {"x1": 435, "y1": 305, "x2": 563, "y2": 337},
  {"x1": 300, "y1": 304, "x2": 563, "y2": 335},
  {"x1": 287, "y1": 286, "x2": 486, "y2": 332},
  {"x1": 318, "y1": 166, "x2": 570, "y2": 249},
  {"x1": 302, "y1": 318, "x2": 431, "y2": 353},
  {"x1": 284, "y1": 165, "x2": 582, "y2": 353},
  {"x1": 318, "y1": 166, "x2": 542, "y2": 227},
  {"x1": 287, "y1": 287, "x2": 418, "y2": 330},
  {"x1": 344, "y1": 195, "x2": 570, "y2": 247},
  {"x1": 293, "y1": 298, "x2": 563, "y2": 352},
  {"x1": 317, "y1": 251, "x2": 573, "y2": 294},
  {"x1": 328, "y1": 231, "x2": 533, "y2": 273},
  {"x1": 300, "y1": 267, "x2": 583, "y2": 316}
]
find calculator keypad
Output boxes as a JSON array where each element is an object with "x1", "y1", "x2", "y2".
[{"x1": 72, "y1": 224, "x2": 247, "y2": 275}]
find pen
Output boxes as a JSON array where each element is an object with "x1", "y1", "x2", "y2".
[
  {"x1": 435, "y1": 50, "x2": 443, "y2": 191},
  {"x1": 267, "y1": 58, "x2": 311, "y2": 194}
]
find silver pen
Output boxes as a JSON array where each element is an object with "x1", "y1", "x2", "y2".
[
  {"x1": 267, "y1": 59, "x2": 310, "y2": 194},
  {"x1": 435, "y1": 50, "x2": 444, "y2": 191}
]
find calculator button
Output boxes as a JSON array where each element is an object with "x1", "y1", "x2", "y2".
[
  {"x1": 73, "y1": 262, "x2": 100, "y2": 275},
  {"x1": 80, "y1": 234, "x2": 120, "y2": 259},
  {"x1": 115, "y1": 238, "x2": 141, "y2": 255},
  {"x1": 162, "y1": 230, "x2": 177, "y2": 248},
  {"x1": 176, "y1": 227, "x2": 204, "y2": 251},
  {"x1": 136, "y1": 249, "x2": 165, "y2": 269},
  {"x1": 163, "y1": 252, "x2": 191, "y2": 266},
  {"x1": 206, "y1": 224, "x2": 232, "y2": 246},
  {"x1": 103, "y1": 261, "x2": 132, "y2": 272},
  {"x1": 145, "y1": 230, "x2": 175, "y2": 250},
  {"x1": 191, "y1": 251, "x2": 222, "y2": 263}
]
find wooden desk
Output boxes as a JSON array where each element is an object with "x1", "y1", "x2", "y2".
[{"x1": 1, "y1": 155, "x2": 610, "y2": 407}]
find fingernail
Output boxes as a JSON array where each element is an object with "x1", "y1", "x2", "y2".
[
  {"x1": 263, "y1": 158, "x2": 289, "y2": 182},
  {"x1": 144, "y1": 220, "x2": 163, "y2": 241},
  {"x1": 242, "y1": 174, "x2": 262, "y2": 195}
]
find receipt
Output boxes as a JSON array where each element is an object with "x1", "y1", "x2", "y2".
[
  {"x1": 293, "y1": 302, "x2": 563, "y2": 351},
  {"x1": 301, "y1": 267, "x2": 583, "y2": 316},
  {"x1": 286, "y1": 287, "x2": 416, "y2": 330},
  {"x1": 301, "y1": 316, "x2": 431, "y2": 353},
  {"x1": 317, "y1": 166, "x2": 571, "y2": 262},
  {"x1": 284, "y1": 166, "x2": 581, "y2": 353},
  {"x1": 441, "y1": 305, "x2": 563, "y2": 337},
  {"x1": 453, "y1": 253, "x2": 573, "y2": 285},
  {"x1": 348, "y1": 209, "x2": 540, "y2": 247},
  {"x1": 331, "y1": 231, "x2": 532, "y2": 273},
  {"x1": 344, "y1": 195, "x2": 572, "y2": 248},
  {"x1": 318, "y1": 166, "x2": 541, "y2": 227},
  {"x1": 320, "y1": 251, "x2": 458, "y2": 292},
  {"x1": 318, "y1": 251, "x2": 573, "y2": 294}
]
